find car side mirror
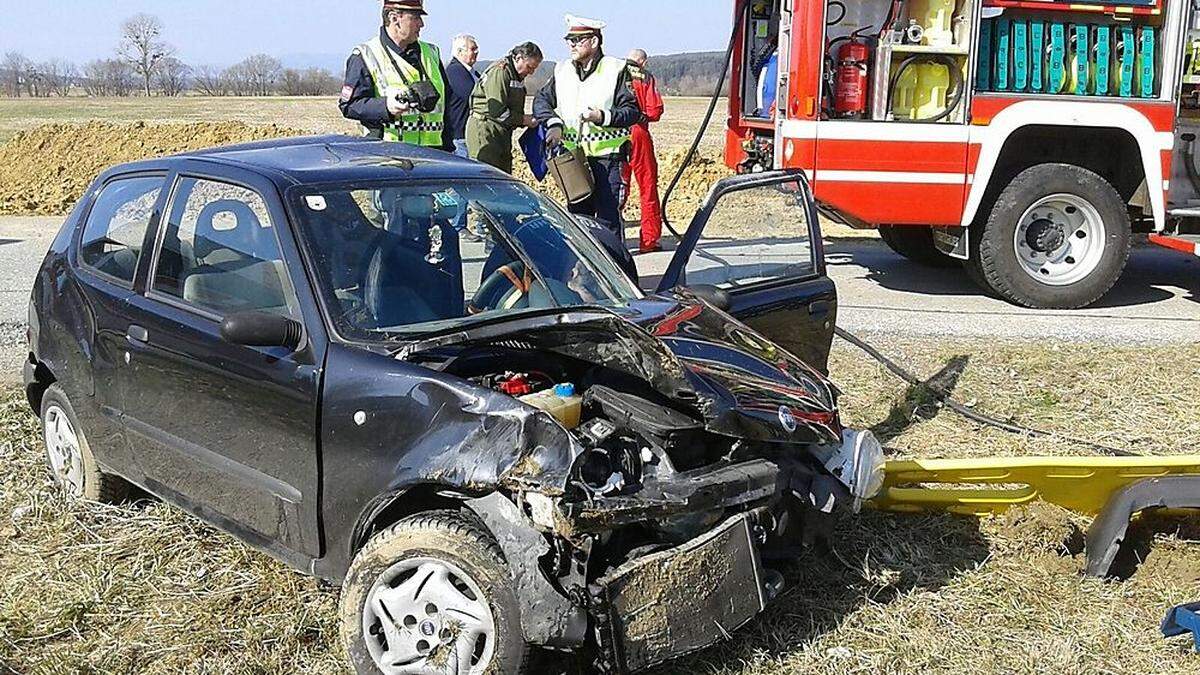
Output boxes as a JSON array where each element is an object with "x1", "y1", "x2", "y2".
[
  {"x1": 688, "y1": 284, "x2": 732, "y2": 312},
  {"x1": 221, "y1": 311, "x2": 304, "y2": 350}
]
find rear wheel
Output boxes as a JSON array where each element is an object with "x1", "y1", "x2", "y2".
[
  {"x1": 40, "y1": 384, "x2": 130, "y2": 503},
  {"x1": 340, "y1": 510, "x2": 528, "y2": 675},
  {"x1": 974, "y1": 163, "x2": 1131, "y2": 309},
  {"x1": 878, "y1": 225, "x2": 960, "y2": 268}
]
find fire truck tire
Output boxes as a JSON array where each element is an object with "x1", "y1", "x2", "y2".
[
  {"x1": 976, "y1": 163, "x2": 1131, "y2": 309},
  {"x1": 878, "y1": 226, "x2": 960, "y2": 268}
]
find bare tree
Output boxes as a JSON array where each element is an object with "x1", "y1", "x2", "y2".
[
  {"x1": 2, "y1": 52, "x2": 32, "y2": 97},
  {"x1": 40, "y1": 59, "x2": 77, "y2": 97},
  {"x1": 116, "y1": 13, "x2": 174, "y2": 97},
  {"x1": 193, "y1": 65, "x2": 228, "y2": 96},
  {"x1": 280, "y1": 67, "x2": 337, "y2": 96},
  {"x1": 155, "y1": 57, "x2": 190, "y2": 97},
  {"x1": 83, "y1": 59, "x2": 136, "y2": 97},
  {"x1": 241, "y1": 54, "x2": 282, "y2": 96},
  {"x1": 223, "y1": 62, "x2": 252, "y2": 96}
]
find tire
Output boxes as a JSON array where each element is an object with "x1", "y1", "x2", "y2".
[
  {"x1": 40, "y1": 384, "x2": 130, "y2": 503},
  {"x1": 975, "y1": 163, "x2": 1131, "y2": 309},
  {"x1": 878, "y1": 225, "x2": 960, "y2": 268},
  {"x1": 340, "y1": 510, "x2": 529, "y2": 675}
]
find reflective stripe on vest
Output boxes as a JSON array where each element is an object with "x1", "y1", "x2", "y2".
[
  {"x1": 357, "y1": 38, "x2": 446, "y2": 146},
  {"x1": 553, "y1": 56, "x2": 631, "y2": 157}
]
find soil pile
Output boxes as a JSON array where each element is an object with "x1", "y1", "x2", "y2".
[
  {"x1": 0, "y1": 121, "x2": 734, "y2": 224},
  {"x1": 0, "y1": 122, "x2": 304, "y2": 216}
]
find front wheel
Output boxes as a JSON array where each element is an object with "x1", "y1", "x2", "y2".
[
  {"x1": 340, "y1": 510, "x2": 529, "y2": 675},
  {"x1": 40, "y1": 384, "x2": 130, "y2": 502},
  {"x1": 973, "y1": 163, "x2": 1131, "y2": 309}
]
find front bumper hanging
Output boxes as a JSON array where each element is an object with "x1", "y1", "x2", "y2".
[{"x1": 595, "y1": 513, "x2": 768, "y2": 673}]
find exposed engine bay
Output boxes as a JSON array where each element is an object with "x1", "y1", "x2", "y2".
[{"x1": 415, "y1": 327, "x2": 885, "y2": 672}]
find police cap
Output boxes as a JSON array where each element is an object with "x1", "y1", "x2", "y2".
[{"x1": 383, "y1": 0, "x2": 427, "y2": 15}]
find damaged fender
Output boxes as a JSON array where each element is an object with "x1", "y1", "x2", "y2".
[{"x1": 465, "y1": 492, "x2": 589, "y2": 648}]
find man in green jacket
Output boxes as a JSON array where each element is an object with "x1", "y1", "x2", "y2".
[{"x1": 467, "y1": 42, "x2": 544, "y2": 173}]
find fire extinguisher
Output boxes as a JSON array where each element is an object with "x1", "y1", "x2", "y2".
[{"x1": 833, "y1": 29, "x2": 871, "y2": 118}]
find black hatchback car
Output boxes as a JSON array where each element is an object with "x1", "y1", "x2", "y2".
[{"x1": 25, "y1": 136, "x2": 883, "y2": 674}]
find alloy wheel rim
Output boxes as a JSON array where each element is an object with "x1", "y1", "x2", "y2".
[
  {"x1": 1013, "y1": 193, "x2": 1107, "y2": 287},
  {"x1": 43, "y1": 405, "x2": 84, "y2": 499},
  {"x1": 362, "y1": 557, "x2": 496, "y2": 675}
]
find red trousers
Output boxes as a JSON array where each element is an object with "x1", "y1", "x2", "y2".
[{"x1": 622, "y1": 124, "x2": 663, "y2": 249}]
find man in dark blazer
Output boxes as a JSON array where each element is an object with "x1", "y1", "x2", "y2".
[{"x1": 445, "y1": 33, "x2": 480, "y2": 157}]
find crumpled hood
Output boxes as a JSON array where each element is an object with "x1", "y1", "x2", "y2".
[
  {"x1": 398, "y1": 298, "x2": 841, "y2": 447},
  {"x1": 635, "y1": 295, "x2": 841, "y2": 445}
]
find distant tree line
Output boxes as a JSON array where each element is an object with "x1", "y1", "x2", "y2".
[{"x1": 1, "y1": 13, "x2": 339, "y2": 98}]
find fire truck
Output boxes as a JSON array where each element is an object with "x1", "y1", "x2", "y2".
[{"x1": 725, "y1": 0, "x2": 1200, "y2": 309}]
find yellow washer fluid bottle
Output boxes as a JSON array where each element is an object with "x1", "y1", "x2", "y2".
[
  {"x1": 520, "y1": 383, "x2": 583, "y2": 430},
  {"x1": 914, "y1": 62, "x2": 950, "y2": 120},
  {"x1": 892, "y1": 65, "x2": 920, "y2": 120},
  {"x1": 911, "y1": 0, "x2": 957, "y2": 47}
]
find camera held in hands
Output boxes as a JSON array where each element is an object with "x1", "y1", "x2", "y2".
[{"x1": 394, "y1": 81, "x2": 441, "y2": 113}]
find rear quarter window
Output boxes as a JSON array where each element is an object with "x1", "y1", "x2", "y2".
[{"x1": 79, "y1": 176, "x2": 163, "y2": 285}]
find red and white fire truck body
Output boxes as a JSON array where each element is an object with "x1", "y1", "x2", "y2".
[{"x1": 727, "y1": 0, "x2": 1199, "y2": 308}]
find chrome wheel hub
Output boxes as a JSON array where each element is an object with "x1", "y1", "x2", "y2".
[
  {"x1": 43, "y1": 405, "x2": 84, "y2": 498},
  {"x1": 362, "y1": 557, "x2": 496, "y2": 675},
  {"x1": 1014, "y1": 194, "x2": 1106, "y2": 287}
]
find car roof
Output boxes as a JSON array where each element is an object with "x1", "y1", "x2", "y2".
[{"x1": 105, "y1": 135, "x2": 514, "y2": 188}]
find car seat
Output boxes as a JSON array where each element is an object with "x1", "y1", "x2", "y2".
[{"x1": 182, "y1": 199, "x2": 292, "y2": 316}]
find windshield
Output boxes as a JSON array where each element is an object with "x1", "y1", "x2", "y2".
[{"x1": 288, "y1": 179, "x2": 642, "y2": 341}]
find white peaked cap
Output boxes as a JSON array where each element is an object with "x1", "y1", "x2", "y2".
[{"x1": 564, "y1": 14, "x2": 607, "y2": 35}]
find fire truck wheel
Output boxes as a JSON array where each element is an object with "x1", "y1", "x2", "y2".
[
  {"x1": 878, "y1": 226, "x2": 960, "y2": 268},
  {"x1": 977, "y1": 163, "x2": 1131, "y2": 309}
]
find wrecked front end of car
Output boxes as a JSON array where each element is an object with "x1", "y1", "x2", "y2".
[{"x1": 393, "y1": 301, "x2": 885, "y2": 672}]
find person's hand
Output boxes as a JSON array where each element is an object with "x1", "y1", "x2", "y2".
[
  {"x1": 386, "y1": 87, "x2": 411, "y2": 117},
  {"x1": 546, "y1": 126, "x2": 564, "y2": 147},
  {"x1": 522, "y1": 114, "x2": 537, "y2": 128},
  {"x1": 581, "y1": 108, "x2": 605, "y2": 125}
]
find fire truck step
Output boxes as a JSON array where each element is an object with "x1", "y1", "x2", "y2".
[{"x1": 1149, "y1": 233, "x2": 1200, "y2": 257}]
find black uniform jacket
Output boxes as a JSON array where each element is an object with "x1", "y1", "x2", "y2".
[
  {"x1": 339, "y1": 27, "x2": 454, "y2": 151},
  {"x1": 533, "y1": 50, "x2": 640, "y2": 159}
]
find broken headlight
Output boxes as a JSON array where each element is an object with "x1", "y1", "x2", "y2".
[
  {"x1": 571, "y1": 419, "x2": 644, "y2": 498},
  {"x1": 821, "y1": 429, "x2": 886, "y2": 511}
]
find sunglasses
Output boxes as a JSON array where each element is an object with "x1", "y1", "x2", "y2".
[{"x1": 565, "y1": 35, "x2": 595, "y2": 45}]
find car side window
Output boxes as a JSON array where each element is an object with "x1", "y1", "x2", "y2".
[
  {"x1": 153, "y1": 177, "x2": 299, "y2": 319},
  {"x1": 79, "y1": 176, "x2": 163, "y2": 285},
  {"x1": 683, "y1": 182, "x2": 815, "y2": 289}
]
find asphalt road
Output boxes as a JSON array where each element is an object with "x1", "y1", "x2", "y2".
[{"x1": 2, "y1": 216, "x2": 1197, "y2": 383}]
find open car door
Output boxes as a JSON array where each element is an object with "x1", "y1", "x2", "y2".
[{"x1": 654, "y1": 170, "x2": 836, "y2": 372}]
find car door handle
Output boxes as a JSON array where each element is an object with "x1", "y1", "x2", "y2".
[
  {"x1": 808, "y1": 300, "x2": 831, "y2": 316},
  {"x1": 126, "y1": 325, "x2": 149, "y2": 344}
]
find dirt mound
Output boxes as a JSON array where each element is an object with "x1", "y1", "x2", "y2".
[
  {"x1": 986, "y1": 502, "x2": 1086, "y2": 561},
  {"x1": 0, "y1": 122, "x2": 304, "y2": 216}
]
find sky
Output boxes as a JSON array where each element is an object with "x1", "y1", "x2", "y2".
[{"x1": 0, "y1": 1, "x2": 734, "y2": 70}]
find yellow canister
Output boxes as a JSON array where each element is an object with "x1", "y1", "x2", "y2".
[
  {"x1": 913, "y1": 62, "x2": 950, "y2": 119},
  {"x1": 892, "y1": 66, "x2": 920, "y2": 120},
  {"x1": 519, "y1": 384, "x2": 583, "y2": 429},
  {"x1": 910, "y1": 0, "x2": 957, "y2": 47}
]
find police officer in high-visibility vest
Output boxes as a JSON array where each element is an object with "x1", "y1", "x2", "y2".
[
  {"x1": 534, "y1": 14, "x2": 641, "y2": 238},
  {"x1": 339, "y1": 0, "x2": 453, "y2": 151}
]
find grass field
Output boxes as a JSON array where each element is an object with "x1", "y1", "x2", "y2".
[
  {"x1": 0, "y1": 96, "x2": 729, "y2": 149},
  {"x1": 2, "y1": 336, "x2": 1199, "y2": 674}
]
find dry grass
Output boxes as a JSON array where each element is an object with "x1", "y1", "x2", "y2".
[
  {"x1": 0, "y1": 96, "x2": 727, "y2": 149},
  {"x1": 3, "y1": 337, "x2": 1200, "y2": 673}
]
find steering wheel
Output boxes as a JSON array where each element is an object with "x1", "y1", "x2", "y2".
[{"x1": 469, "y1": 262, "x2": 532, "y2": 314}]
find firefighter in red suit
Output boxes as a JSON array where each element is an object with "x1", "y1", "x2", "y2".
[{"x1": 623, "y1": 49, "x2": 665, "y2": 254}]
